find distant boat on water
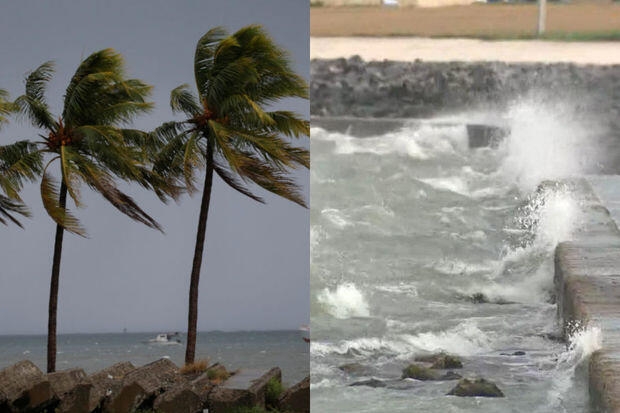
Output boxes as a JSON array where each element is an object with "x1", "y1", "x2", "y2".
[{"x1": 144, "y1": 332, "x2": 182, "y2": 345}]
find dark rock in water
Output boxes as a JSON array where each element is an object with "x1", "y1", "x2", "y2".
[
  {"x1": 278, "y1": 376, "x2": 309, "y2": 413},
  {"x1": 415, "y1": 353, "x2": 463, "y2": 370},
  {"x1": 350, "y1": 378, "x2": 387, "y2": 388},
  {"x1": 402, "y1": 364, "x2": 440, "y2": 381},
  {"x1": 469, "y1": 292, "x2": 515, "y2": 305},
  {"x1": 338, "y1": 363, "x2": 371, "y2": 376},
  {"x1": 540, "y1": 332, "x2": 566, "y2": 343},
  {"x1": 466, "y1": 124, "x2": 508, "y2": 149},
  {"x1": 441, "y1": 371, "x2": 463, "y2": 381},
  {"x1": 500, "y1": 351, "x2": 526, "y2": 356},
  {"x1": 471, "y1": 292, "x2": 488, "y2": 303},
  {"x1": 447, "y1": 378, "x2": 505, "y2": 397}
]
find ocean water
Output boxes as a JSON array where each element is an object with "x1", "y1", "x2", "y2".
[
  {"x1": 310, "y1": 98, "x2": 604, "y2": 412},
  {"x1": 0, "y1": 330, "x2": 308, "y2": 385}
]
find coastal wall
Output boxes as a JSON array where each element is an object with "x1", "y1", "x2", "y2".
[
  {"x1": 311, "y1": 57, "x2": 620, "y2": 172},
  {"x1": 554, "y1": 179, "x2": 620, "y2": 413}
]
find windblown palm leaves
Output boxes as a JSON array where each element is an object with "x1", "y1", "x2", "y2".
[
  {"x1": 154, "y1": 25, "x2": 309, "y2": 364},
  {"x1": 155, "y1": 25, "x2": 309, "y2": 205},
  {"x1": 0, "y1": 90, "x2": 40, "y2": 227},
  {"x1": 14, "y1": 50, "x2": 170, "y2": 236},
  {"x1": 8, "y1": 49, "x2": 172, "y2": 372}
]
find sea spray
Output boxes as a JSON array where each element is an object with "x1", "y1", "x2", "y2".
[
  {"x1": 499, "y1": 96, "x2": 602, "y2": 191},
  {"x1": 545, "y1": 323, "x2": 602, "y2": 411},
  {"x1": 317, "y1": 283, "x2": 370, "y2": 319}
]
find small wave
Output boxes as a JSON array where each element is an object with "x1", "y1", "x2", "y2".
[
  {"x1": 311, "y1": 321, "x2": 493, "y2": 359},
  {"x1": 317, "y1": 283, "x2": 370, "y2": 319},
  {"x1": 399, "y1": 321, "x2": 494, "y2": 357},
  {"x1": 320, "y1": 208, "x2": 351, "y2": 229}
]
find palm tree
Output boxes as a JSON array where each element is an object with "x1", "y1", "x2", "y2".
[
  {"x1": 10, "y1": 49, "x2": 171, "y2": 372},
  {"x1": 154, "y1": 25, "x2": 309, "y2": 364},
  {"x1": 0, "y1": 90, "x2": 40, "y2": 227}
]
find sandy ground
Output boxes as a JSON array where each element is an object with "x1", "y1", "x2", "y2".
[
  {"x1": 311, "y1": 37, "x2": 620, "y2": 64},
  {"x1": 311, "y1": 4, "x2": 620, "y2": 37}
]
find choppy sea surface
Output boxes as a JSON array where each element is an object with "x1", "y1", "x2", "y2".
[
  {"x1": 310, "y1": 98, "x2": 604, "y2": 412},
  {"x1": 0, "y1": 330, "x2": 308, "y2": 385}
]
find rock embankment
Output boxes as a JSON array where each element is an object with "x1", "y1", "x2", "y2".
[
  {"x1": 0, "y1": 359, "x2": 309, "y2": 413},
  {"x1": 311, "y1": 56, "x2": 620, "y2": 120}
]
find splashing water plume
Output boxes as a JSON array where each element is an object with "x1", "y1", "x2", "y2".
[
  {"x1": 500, "y1": 97, "x2": 601, "y2": 191},
  {"x1": 317, "y1": 283, "x2": 370, "y2": 319}
]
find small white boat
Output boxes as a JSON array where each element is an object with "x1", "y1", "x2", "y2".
[{"x1": 144, "y1": 332, "x2": 182, "y2": 345}]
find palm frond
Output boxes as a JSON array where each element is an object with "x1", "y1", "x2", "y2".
[
  {"x1": 0, "y1": 140, "x2": 44, "y2": 197},
  {"x1": 234, "y1": 151, "x2": 306, "y2": 208},
  {"x1": 69, "y1": 154, "x2": 162, "y2": 232},
  {"x1": 0, "y1": 89, "x2": 17, "y2": 129},
  {"x1": 0, "y1": 194, "x2": 30, "y2": 228},
  {"x1": 15, "y1": 61, "x2": 57, "y2": 130},
  {"x1": 212, "y1": 158, "x2": 264, "y2": 203},
  {"x1": 170, "y1": 84, "x2": 201, "y2": 118},
  {"x1": 40, "y1": 170, "x2": 87, "y2": 237},
  {"x1": 194, "y1": 27, "x2": 228, "y2": 95}
]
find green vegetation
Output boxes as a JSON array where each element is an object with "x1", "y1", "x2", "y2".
[
  {"x1": 0, "y1": 89, "x2": 33, "y2": 227},
  {"x1": 151, "y1": 25, "x2": 309, "y2": 365},
  {"x1": 265, "y1": 377, "x2": 285, "y2": 409}
]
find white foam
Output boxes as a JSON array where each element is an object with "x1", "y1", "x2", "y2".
[
  {"x1": 311, "y1": 321, "x2": 493, "y2": 358},
  {"x1": 498, "y1": 97, "x2": 602, "y2": 192},
  {"x1": 399, "y1": 321, "x2": 494, "y2": 357},
  {"x1": 317, "y1": 283, "x2": 370, "y2": 319}
]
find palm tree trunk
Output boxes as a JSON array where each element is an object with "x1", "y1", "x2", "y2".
[
  {"x1": 47, "y1": 180, "x2": 67, "y2": 373},
  {"x1": 185, "y1": 144, "x2": 214, "y2": 365}
]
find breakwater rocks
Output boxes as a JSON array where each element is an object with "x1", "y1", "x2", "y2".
[
  {"x1": 311, "y1": 56, "x2": 620, "y2": 171},
  {"x1": 554, "y1": 178, "x2": 620, "y2": 412},
  {"x1": 0, "y1": 359, "x2": 309, "y2": 413},
  {"x1": 311, "y1": 56, "x2": 620, "y2": 119}
]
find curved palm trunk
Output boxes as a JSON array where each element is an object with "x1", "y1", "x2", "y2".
[
  {"x1": 185, "y1": 144, "x2": 214, "y2": 364},
  {"x1": 47, "y1": 180, "x2": 67, "y2": 373}
]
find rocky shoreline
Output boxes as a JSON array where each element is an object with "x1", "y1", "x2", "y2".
[
  {"x1": 311, "y1": 57, "x2": 620, "y2": 119},
  {"x1": 0, "y1": 359, "x2": 309, "y2": 413},
  {"x1": 311, "y1": 57, "x2": 620, "y2": 171}
]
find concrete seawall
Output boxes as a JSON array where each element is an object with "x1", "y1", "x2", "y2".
[{"x1": 555, "y1": 178, "x2": 620, "y2": 413}]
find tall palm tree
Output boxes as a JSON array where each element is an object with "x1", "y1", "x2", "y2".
[
  {"x1": 10, "y1": 49, "x2": 171, "y2": 372},
  {"x1": 154, "y1": 25, "x2": 309, "y2": 364},
  {"x1": 0, "y1": 89, "x2": 39, "y2": 227}
]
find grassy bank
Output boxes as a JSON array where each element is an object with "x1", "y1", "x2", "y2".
[{"x1": 311, "y1": 3, "x2": 620, "y2": 39}]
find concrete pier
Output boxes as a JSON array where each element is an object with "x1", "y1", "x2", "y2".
[{"x1": 555, "y1": 176, "x2": 620, "y2": 413}]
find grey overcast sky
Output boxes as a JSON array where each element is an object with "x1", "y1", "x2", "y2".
[{"x1": 0, "y1": 0, "x2": 309, "y2": 334}]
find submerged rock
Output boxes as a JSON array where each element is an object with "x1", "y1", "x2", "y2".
[
  {"x1": 349, "y1": 378, "x2": 387, "y2": 388},
  {"x1": 447, "y1": 378, "x2": 504, "y2": 397},
  {"x1": 402, "y1": 364, "x2": 461, "y2": 381},
  {"x1": 415, "y1": 352, "x2": 463, "y2": 369},
  {"x1": 500, "y1": 351, "x2": 526, "y2": 356},
  {"x1": 402, "y1": 364, "x2": 440, "y2": 381},
  {"x1": 338, "y1": 363, "x2": 371, "y2": 376}
]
